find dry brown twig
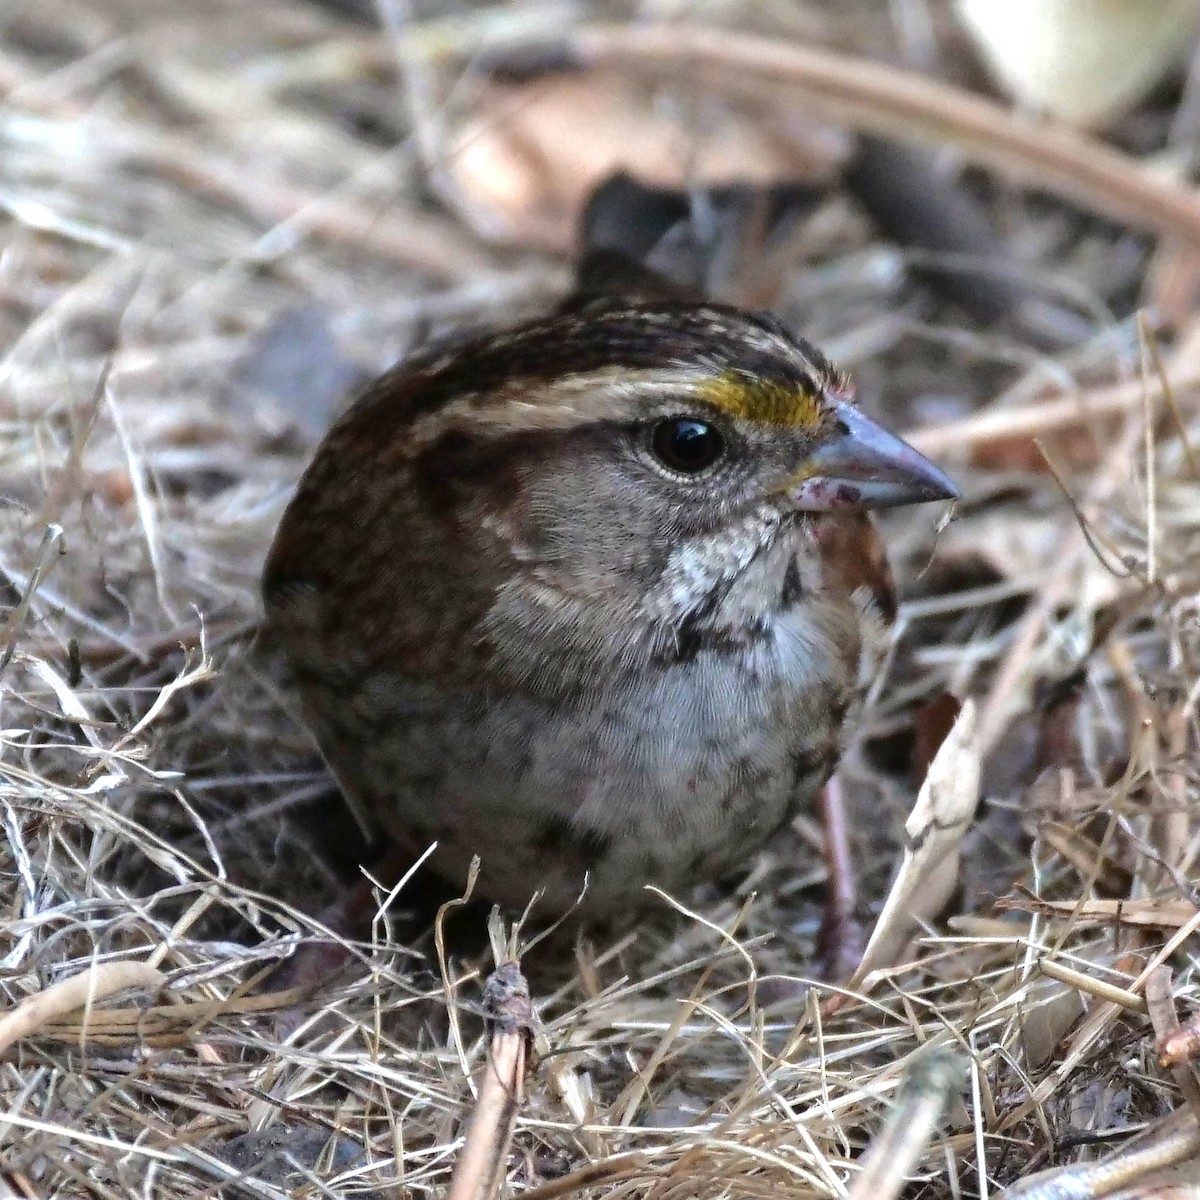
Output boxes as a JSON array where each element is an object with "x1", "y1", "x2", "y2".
[
  {"x1": 1146, "y1": 967, "x2": 1200, "y2": 1119},
  {"x1": 446, "y1": 960, "x2": 536, "y2": 1200},
  {"x1": 1035, "y1": 959, "x2": 1149, "y2": 1016},
  {"x1": 560, "y1": 25, "x2": 1200, "y2": 248},
  {"x1": 0, "y1": 960, "x2": 165, "y2": 1055},
  {"x1": 1159, "y1": 1011, "x2": 1200, "y2": 1071},
  {"x1": 906, "y1": 322, "x2": 1200, "y2": 457},
  {"x1": 997, "y1": 897, "x2": 1200, "y2": 931},
  {"x1": 998, "y1": 1110, "x2": 1200, "y2": 1200},
  {"x1": 847, "y1": 1047, "x2": 967, "y2": 1200}
]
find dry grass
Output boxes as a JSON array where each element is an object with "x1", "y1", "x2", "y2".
[{"x1": 1, "y1": 2, "x2": 1198, "y2": 1197}]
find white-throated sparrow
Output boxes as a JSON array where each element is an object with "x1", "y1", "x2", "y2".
[{"x1": 263, "y1": 289, "x2": 956, "y2": 919}]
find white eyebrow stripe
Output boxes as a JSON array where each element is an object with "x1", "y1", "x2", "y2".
[{"x1": 404, "y1": 366, "x2": 750, "y2": 448}]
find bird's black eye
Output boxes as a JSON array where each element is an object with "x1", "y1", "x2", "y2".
[{"x1": 650, "y1": 417, "x2": 725, "y2": 475}]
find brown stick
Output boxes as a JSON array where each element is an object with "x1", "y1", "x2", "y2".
[
  {"x1": 447, "y1": 961, "x2": 535, "y2": 1200},
  {"x1": 565, "y1": 25, "x2": 1200, "y2": 248},
  {"x1": 848, "y1": 1048, "x2": 966, "y2": 1200},
  {"x1": 0, "y1": 961, "x2": 165, "y2": 1055}
]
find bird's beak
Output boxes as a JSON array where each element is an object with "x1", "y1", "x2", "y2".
[{"x1": 788, "y1": 399, "x2": 959, "y2": 511}]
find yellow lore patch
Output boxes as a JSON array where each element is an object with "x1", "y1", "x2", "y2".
[{"x1": 696, "y1": 370, "x2": 825, "y2": 429}]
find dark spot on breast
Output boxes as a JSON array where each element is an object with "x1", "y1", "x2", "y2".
[
  {"x1": 788, "y1": 741, "x2": 839, "y2": 793},
  {"x1": 673, "y1": 626, "x2": 704, "y2": 663},
  {"x1": 765, "y1": 802, "x2": 801, "y2": 843},
  {"x1": 721, "y1": 755, "x2": 773, "y2": 811},
  {"x1": 661, "y1": 806, "x2": 691, "y2": 835},
  {"x1": 535, "y1": 815, "x2": 613, "y2": 863},
  {"x1": 658, "y1": 617, "x2": 771, "y2": 665},
  {"x1": 511, "y1": 747, "x2": 534, "y2": 780},
  {"x1": 779, "y1": 553, "x2": 804, "y2": 607},
  {"x1": 642, "y1": 851, "x2": 665, "y2": 878}
]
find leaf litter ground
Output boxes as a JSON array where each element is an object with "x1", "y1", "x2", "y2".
[{"x1": 0, "y1": 2, "x2": 1198, "y2": 1197}]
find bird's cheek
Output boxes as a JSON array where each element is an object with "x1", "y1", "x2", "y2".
[{"x1": 514, "y1": 471, "x2": 670, "y2": 590}]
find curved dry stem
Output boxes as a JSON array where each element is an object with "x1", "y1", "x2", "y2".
[{"x1": 567, "y1": 24, "x2": 1200, "y2": 247}]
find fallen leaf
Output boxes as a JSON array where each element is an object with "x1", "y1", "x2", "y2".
[{"x1": 447, "y1": 69, "x2": 846, "y2": 251}]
